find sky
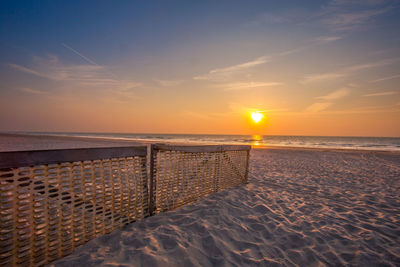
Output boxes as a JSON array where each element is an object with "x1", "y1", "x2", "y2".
[{"x1": 0, "y1": 0, "x2": 399, "y2": 136}]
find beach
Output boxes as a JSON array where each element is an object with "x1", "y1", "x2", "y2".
[{"x1": 1, "y1": 134, "x2": 399, "y2": 266}]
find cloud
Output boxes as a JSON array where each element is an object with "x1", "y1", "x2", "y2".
[
  {"x1": 210, "y1": 57, "x2": 269, "y2": 73},
  {"x1": 303, "y1": 73, "x2": 346, "y2": 83},
  {"x1": 322, "y1": 8, "x2": 389, "y2": 31},
  {"x1": 305, "y1": 102, "x2": 333, "y2": 113},
  {"x1": 20, "y1": 87, "x2": 48, "y2": 95},
  {"x1": 155, "y1": 79, "x2": 184, "y2": 87},
  {"x1": 8, "y1": 55, "x2": 142, "y2": 93},
  {"x1": 193, "y1": 56, "x2": 269, "y2": 81},
  {"x1": 217, "y1": 81, "x2": 283, "y2": 91},
  {"x1": 319, "y1": 0, "x2": 394, "y2": 32},
  {"x1": 370, "y1": 74, "x2": 400, "y2": 83},
  {"x1": 321, "y1": 104, "x2": 400, "y2": 114},
  {"x1": 305, "y1": 87, "x2": 351, "y2": 113},
  {"x1": 315, "y1": 36, "x2": 343, "y2": 42},
  {"x1": 316, "y1": 88, "x2": 350, "y2": 100},
  {"x1": 363, "y1": 91, "x2": 399, "y2": 97},
  {"x1": 345, "y1": 58, "x2": 398, "y2": 72},
  {"x1": 302, "y1": 58, "x2": 400, "y2": 83},
  {"x1": 8, "y1": 63, "x2": 51, "y2": 79},
  {"x1": 226, "y1": 102, "x2": 289, "y2": 116},
  {"x1": 275, "y1": 35, "x2": 342, "y2": 57},
  {"x1": 194, "y1": 35, "x2": 342, "y2": 82},
  {"x1": 250, "y1": 1, "x2": 393, "y2": 34}
]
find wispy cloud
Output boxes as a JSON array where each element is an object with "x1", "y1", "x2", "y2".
[
  {"x1": 322, "y1": 104, "x2": 400, "y2": 114},
  {"x1": 304, "y1": 102, "x2": 400, "y2": 115},
  {"x1": 228, "y1": 102, "x2": 289, "y2": 115},
  {"x1": 363, "y1": 91, "x2": 399, "y2": 97},
  {"x1": 305, "y1": 102, "x2": 333, "y2": 113},
  {"x1": 316, "y1": 88, "x2": 350, "y2": 100},
  {"x1": 20, "y1": 87, "x2": 48, "y2": 95},
  {"x1": 8, "y1": 63, "x2": 51, "y2": 79},
  {"x1": 246, "y1": 7, "x2": 315, "y2": 27},
  {"x1": 370, "y1": 74, "x2": 400, "y2": 83},
  {"x1": 155, "y1": 79, "x2": 184, "y2": 87},
  {"x1": 216, "y1": 81, "x2": 282, "y2": 91},
  {"x1": 322, "y1": 8, "x2": 390, "y2": 31},
  {"x1": 8, "y1": 55, "x2": 142, "y2": 94},
  {"x1": 302, "y1": 58, "x2": 399, "y2": 83},
  {"x1": 275, "y1": 35, "x2": 342, "y2": 57},
  {"x1": 250, "y1": 1, "x2": 394, "y2": 34},
  {"x1": 194, "y1": 56, "x2": 269, "y2": 81},
  {"x1": 319, "y1": 0, "x2": 395, "y2": 32},
  {"x1": 194, "y1": 35, "x2": 341, "y2": 82},
  {"x1": 305, "y1": 87, "x2": 350, "y2": 113},
  {"x1": 345, "y1": 58, "x2": 398, "y2": 72},
  {"x1": 303, "y1": 73, "x2": 346, "y2": 83}
]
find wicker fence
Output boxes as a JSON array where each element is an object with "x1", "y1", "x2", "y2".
[
  {"x1": 149, "y1": 144, "x2": 250, "y2": 214},
  {"x1": 0, "y1": 144, "x2": 250, "y2": 266}
]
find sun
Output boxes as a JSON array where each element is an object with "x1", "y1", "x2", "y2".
[{"x1": 251, "y1": 112, "x2": 264, "y2": 123}]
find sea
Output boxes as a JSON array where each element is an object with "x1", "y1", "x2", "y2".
[{"x1": 15, "y1": 132, "x2": 400, "y2": 151}]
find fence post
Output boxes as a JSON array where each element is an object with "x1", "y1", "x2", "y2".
[
  {"x1": 147, "y1": 144, "x2": 156, "y2": 215},
  {"x1": 214, "y1": 152, "x2": 220, "y2": 192},
  {"x1": 244, "y1": 149, "x2": 250, "y2": 184}
]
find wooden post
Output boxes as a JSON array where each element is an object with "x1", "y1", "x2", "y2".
[
  {"x1": 147, "y1": 144, "x2": 155, "y2": 216},
  {"x1": 244, "y1": 149, "x2": 250, "y2": 184},
  {"x1": 214, "y1": 152, "x2": 220, "y2": 192}
]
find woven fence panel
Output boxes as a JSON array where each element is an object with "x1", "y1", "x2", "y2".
[
  {"x1": 218, "y1": 150, "x2": 249, "y2": 190},
  {"x1": 152, "y1": 148, "x2": 249, "y2": 214},
  {"x1": 0, "y1": 156, "x2": 147, "y2": 266}
]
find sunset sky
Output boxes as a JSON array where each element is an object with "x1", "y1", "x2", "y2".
[{"x1": 1, "y1": 1, "x2": 399, "y2": 136}]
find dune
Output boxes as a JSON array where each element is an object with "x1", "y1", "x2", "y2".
[{"x1": 49, "y1": 147, "x2": 400, "y2": 266}]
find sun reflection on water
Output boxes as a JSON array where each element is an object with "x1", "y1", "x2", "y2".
[{"x1": 251, "y1": 134, "x2": 263, "y2": 147}]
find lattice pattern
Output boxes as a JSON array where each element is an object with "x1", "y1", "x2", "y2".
[
  {"x1": 218, "y1": 150, "x2": 249, "y2": 190},
  {"x1": 0, "y1": 144, "x2": 250, "y2": 266},
  {"x1": 0, "y1": 156, "x2": 147, "y2": 266},
  {"x1": 152, "y1": 149, "x2": 249, "y2": 214}
]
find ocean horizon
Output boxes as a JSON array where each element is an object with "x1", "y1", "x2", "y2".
[{"x1": 8, "y1": 131, "x2": 400, "y2": 151}]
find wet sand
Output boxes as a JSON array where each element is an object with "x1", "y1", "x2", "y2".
[{"x1": 1, "y1": 134, "x2": 399, "y2": 266}]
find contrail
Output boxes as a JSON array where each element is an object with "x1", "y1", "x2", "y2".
[
  {"x1": 62, "y1": 43, "x2": 118, "y2": 79},
  {"x1": 62, "y1": 43, "x2": 99, "y2": 66}
]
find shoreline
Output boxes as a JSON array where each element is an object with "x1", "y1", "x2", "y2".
[{"x1": 1, "y1": 132, "x2": 399, "y2": 154}]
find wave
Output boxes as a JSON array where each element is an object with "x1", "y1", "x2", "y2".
[{"x1": 15, "y1": 132, "x2": 400, "y2": 151}]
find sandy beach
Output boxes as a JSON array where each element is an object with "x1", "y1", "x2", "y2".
[
  {"x1": 1, "y1": 134, "x2": 399, "y2": 266},
  {"x1": 45, "y1": 145, "x2": 399, "y2": 266}
]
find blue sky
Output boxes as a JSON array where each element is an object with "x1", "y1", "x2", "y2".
[{"x1": 1, "y1": 0, "x2": 399, "y2": 136}]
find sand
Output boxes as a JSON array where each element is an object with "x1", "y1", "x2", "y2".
[
  {"x1": 1, "y1": 134, "x2": 399, "y2": 266},
  {"x1": 50, "y1": 147, "x2": 400, "y2": 266}
]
